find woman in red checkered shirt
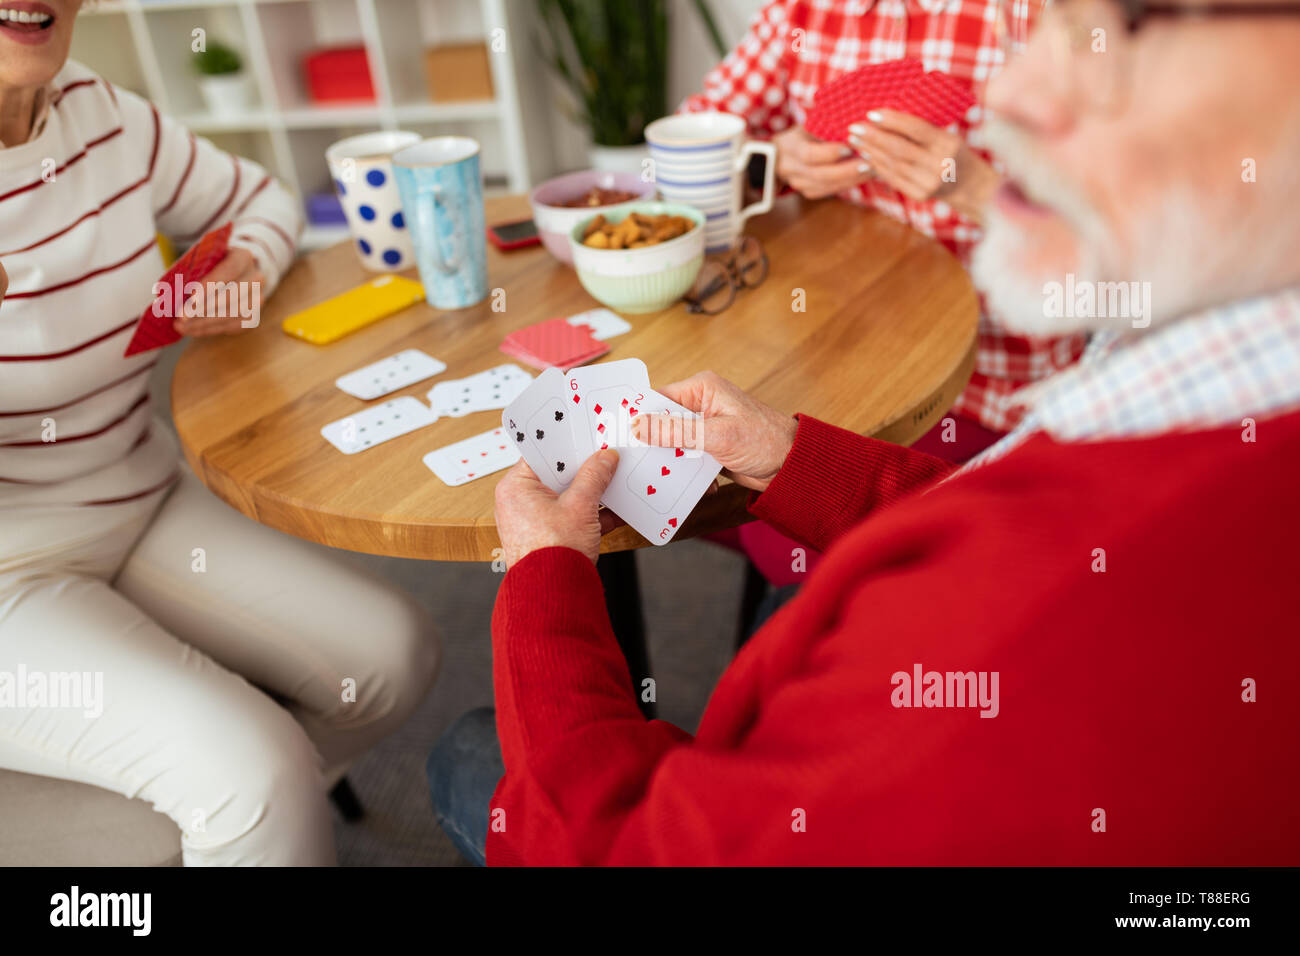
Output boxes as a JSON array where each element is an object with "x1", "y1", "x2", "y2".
[{"x1": 684, "y1": 0, "x2": 1088, "y2": 442}]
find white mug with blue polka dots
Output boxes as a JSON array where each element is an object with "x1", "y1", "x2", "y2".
[{"x1": 326, "y1": 130, "x2": 422, "y2": 272}]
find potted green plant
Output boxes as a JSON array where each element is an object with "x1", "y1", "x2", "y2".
[
  {"x1": 194, "y1": 40, "x2": 253, "y2": 117},
  {"x1": 537, "y1": 0, "x2": 726, "y2": 172}
]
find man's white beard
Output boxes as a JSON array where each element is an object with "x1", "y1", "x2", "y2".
[
  {"x1": 973, "y1": 193, "x2": 1237, "y2": 338},
  {"x1": 970, "y1": 118, "x2": 1213, "y2": 339},
  {"x1": 972, "y1": 207, "x2": 1111, "y2": 338}
]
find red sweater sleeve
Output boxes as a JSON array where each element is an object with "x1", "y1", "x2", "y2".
[
  {"x1": 489, "y1": 543, "x2": 901, "y2": 866},
  {"x1": 488, "y1": 420, "x2": 1300, "y2": 865},
  {"x1": 489, "y1": 547, "x2": 692, "y2": 865},
  {"x1": 488, "y1": 419, "x2": 947, "y2": 864},
  {"x1": 749, "y1": 415, "x2": 955, "y2": 552}
]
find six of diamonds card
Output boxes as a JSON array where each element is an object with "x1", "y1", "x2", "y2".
[{"x1": 503, "y1": 359, "x2": 722, "y2": 545}]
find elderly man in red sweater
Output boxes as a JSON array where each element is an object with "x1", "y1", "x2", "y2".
[{"x1": 428, "y1": 1, "x2": 1300, "y2": 865}]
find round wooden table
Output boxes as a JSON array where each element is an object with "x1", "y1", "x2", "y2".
[{"x1": 172, "y1": 193, "x2": 978, "y2": 563}]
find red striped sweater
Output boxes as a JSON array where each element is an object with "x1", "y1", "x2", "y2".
[
  {"x1": 488, "y1": 412, "x2": 1300, "y2": 864},
  {"x1": 0, "y1": 61, "x2": 299, "y2": 508}
]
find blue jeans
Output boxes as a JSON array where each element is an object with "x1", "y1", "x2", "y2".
[
  {"x1": 426, "y1": 707, "x2": 503, "y2": 866},
  {"x1": 752, "y1": 583, "x2": 800, "y2": 633},
  {"x1": 426, "y1": 585, "x2": 800, "y2": 865}
]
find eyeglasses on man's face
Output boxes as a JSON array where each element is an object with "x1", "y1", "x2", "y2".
[{"x1": 997, "y1": 0, "x2": 1300, "y2": 115}]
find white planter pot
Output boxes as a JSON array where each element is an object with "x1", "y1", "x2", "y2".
[
  {"x1": 198, "y1": 73, "x2": 254, "y2": 117},
  {"x1": 587, "y1": 143, "x2": 650, "y2": 175}
]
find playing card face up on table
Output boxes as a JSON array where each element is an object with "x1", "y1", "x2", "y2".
[
  {"x1": 503, "y1": 359, "x2": 722, "y2": 545},
  {"x1": 318, "y1": 312, "x2": 661, "y2": 501},
  {"x1": 423, "y1": 428, "x2": 520, "y2": 486},
  {"x1": 321, "y1": 353, "x2": 531, "y2": 467},
  {"x1": 427, "y1": 364, "x2": 531, "y2": 418},
  {"x1": 335, "y1": 349, "x2": 447, "y2": 400}
]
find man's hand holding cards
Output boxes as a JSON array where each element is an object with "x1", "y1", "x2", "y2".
[{"x1": 502, "y1": 359, "x2": 722, "y2": 546}]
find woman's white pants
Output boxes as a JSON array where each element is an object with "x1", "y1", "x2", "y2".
[{"x1": 0, "y1": 469, "x2": 440, "y2": 865}]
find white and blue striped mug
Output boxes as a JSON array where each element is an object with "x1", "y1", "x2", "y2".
[
  {"x1": 392, "y1": 137, "x2": 488, "y2": 310},
  {"x1": 644, "y1": 112, "x2": 776, "y2": 254}
]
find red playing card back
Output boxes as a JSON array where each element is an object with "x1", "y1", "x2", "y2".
[
  {"x1": 501, "y1": 317, "x2": 608, "y2": 370},
  {"x1": 123, "y1": 223, "x2": 233, "y2": 357},
  {"x1": 896, "y1": 71, "x2": 976, "y2": 129},
  {"x1": 804, "y1": 58, "x2": 924, "y2": 143}
]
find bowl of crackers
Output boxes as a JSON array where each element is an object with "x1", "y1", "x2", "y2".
[{"x1": 569, "y1": 202, "x2": 705, "y2": 314}]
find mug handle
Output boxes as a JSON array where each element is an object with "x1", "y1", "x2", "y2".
[
  {"x1": 734, "y1": 140, "x2": 777, "y2": 229},
  {"x1": 419, "y1": 185, "x2": 463, "y2": 276}
]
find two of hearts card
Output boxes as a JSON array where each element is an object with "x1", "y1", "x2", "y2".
[{"x1": 502, "y1": 359, "x2": 722, "y2": 546}]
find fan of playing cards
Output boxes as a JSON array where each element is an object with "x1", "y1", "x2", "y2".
[
  {"x1": 803, "y1": 58, "x2": 975, "y2": 143},
  {"x1": 503, "y1": 360, "x2": 722, "y2": 546},
  {"x1": 314, "y1": 306, "x2": 717, "y2": 545}
]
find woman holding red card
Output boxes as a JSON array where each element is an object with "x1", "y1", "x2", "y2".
[
  {"x1": 0, "y1": 1, "x2": 438, "y2": 865},
  {"x1": 681, "y1": 0, "x2": 1085, "y2": 584}
]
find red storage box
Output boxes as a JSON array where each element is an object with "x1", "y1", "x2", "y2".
[{"x1": 303, "y1": 46, "x2": 375, "y2": 103}]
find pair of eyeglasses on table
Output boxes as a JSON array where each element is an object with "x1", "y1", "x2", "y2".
[{"x1": 682, "y1": 235, "x2": 770, "y2": 316}]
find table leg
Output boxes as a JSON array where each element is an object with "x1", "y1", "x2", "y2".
[{"x1": 597, "y1": 550, "x2": 656, "y2": 719}]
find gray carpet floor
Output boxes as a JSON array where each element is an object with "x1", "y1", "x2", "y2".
[
  {"x1": 149, "y1": 349, "x2": 749, "y2": 866},
  {"x1": 330, "y1": 542, "x2": 746, "y2": 866}
]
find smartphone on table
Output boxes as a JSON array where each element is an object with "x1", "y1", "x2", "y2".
[{"x1": 487, "y1": 218, "x2": 540, "y2": 251}]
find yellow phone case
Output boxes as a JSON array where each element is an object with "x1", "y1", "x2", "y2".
[{"x1": 281, "y1": 275, "x2": 426, "y2": 345}]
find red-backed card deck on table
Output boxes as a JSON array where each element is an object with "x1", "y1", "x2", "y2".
[
  {"x1": 500, "y1": 317, "x2": 608, "y2": 370},
  {"x1": 502, "y1": 359, "x2": 722, "y2": 545}
]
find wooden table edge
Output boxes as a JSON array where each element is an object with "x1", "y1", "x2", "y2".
[{"x1": 174, "y1": 329, "x2": 978, "y2": 563}]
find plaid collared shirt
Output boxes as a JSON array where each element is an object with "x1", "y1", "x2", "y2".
[
  {"x1": 960, "y1": 288, "x2": 1300, "y2": 472},
  {"x1": 682, "y1": 0, "x2": 1088, "y2": 432}
]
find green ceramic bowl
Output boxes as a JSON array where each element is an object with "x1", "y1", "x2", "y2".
[{"x1": 569, "y1": 202, "x2": 705, "y2": 314}]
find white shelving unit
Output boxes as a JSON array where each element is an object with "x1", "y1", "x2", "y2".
[{"x1": 74, "y1": 0, "x2": 539, "y2": 249}]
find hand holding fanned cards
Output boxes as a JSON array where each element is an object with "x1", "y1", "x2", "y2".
[
  {"x1": 898, "y1": 70, "x2": 976, "y2": 130},
  {"x1": 123, "y1": 222, "x2": 233, "y2": 357},
  {"x1": 803, "y1": 58, "x2": 974, "y2": 142},
  {"x1": 503, "y1": 359, "x2": 722, "y2": 546}
]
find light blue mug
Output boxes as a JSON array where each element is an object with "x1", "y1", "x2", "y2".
[{"x1": 392, "y1": 137, "x2": 488, "y2": 310}]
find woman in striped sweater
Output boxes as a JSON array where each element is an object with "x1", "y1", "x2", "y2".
[{"x1": 0, "y1": 2, "x2": 439, "y2": 865}]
